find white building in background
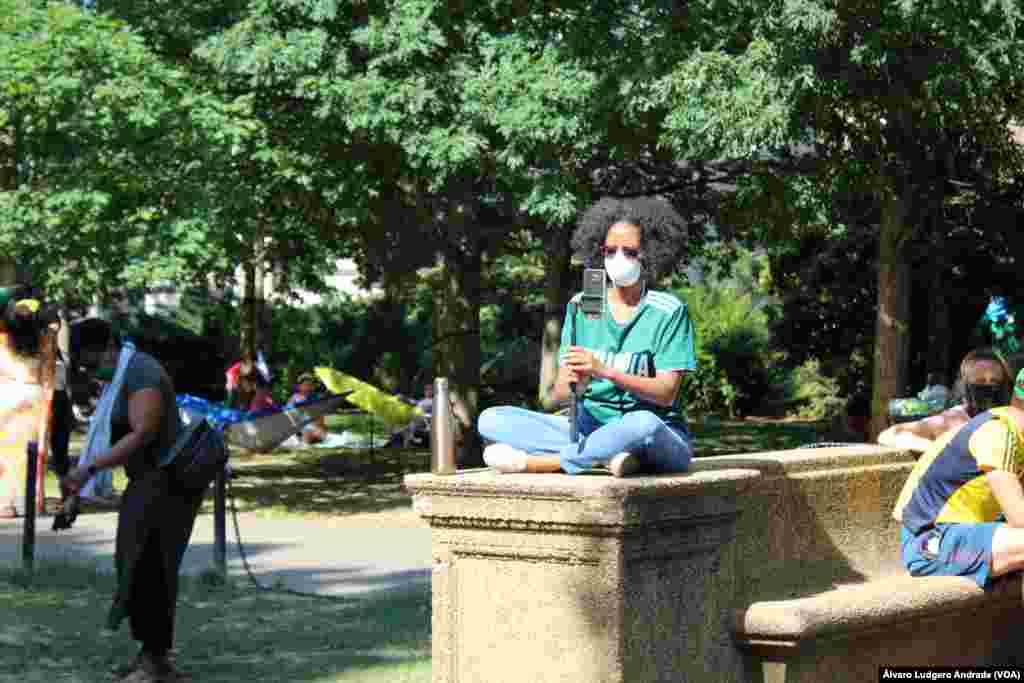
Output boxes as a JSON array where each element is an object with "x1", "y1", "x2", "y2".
[
  {"x1": 144, "y1": 281, "x2": 180, "y2": 314},
  {"x1": 140, "y1": 258, "x2": 380, "y2": 314},
  {"x1": 286, "y1": 258, "x2": 383, "y2": 306}
]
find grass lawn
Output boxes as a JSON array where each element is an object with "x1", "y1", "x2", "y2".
[
  {"x1": 41, "y1": 419, "x2": 427, "y2": 521},
  {"x1": 38, "y1": 416, "x2": 831, "y2": 520},
  {"x1": 209, "y1": 416, "x2": 830, "y2": 520},
  {"x1": 0, "y1": 562, "x2": 431, "y2": 683},
  {"x1": 6, "y1": 417, "x2": 830, "y2": 682},
  {"x1": 689, "y1": 416, "x2": 829, "y2": 457}
]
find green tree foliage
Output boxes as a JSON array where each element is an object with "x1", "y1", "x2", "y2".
[
  {"x1": 187, "y1": 0, "x2": 718, "y2": 458},
  {"x1": 676, "y1": 248, "x2": 778, "y2": 417},
  {"x1": 254, "y1": 294, "x2": 431, "y2": 400},
  {"x1": 0, "y1": 0, "x2": 254, "y2": 304},
  {"x1": 678, "y1": 246, "x2": 854, "y2": 420},
  {"x1": 786, "y1": 358, "x2": 845, "y2": 420},
  {"x1": 656, "y1": 0, "x2": 1024, "y2": 436}
]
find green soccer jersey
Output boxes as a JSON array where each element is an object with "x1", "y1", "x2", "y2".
[{"x1": 558, "y1": 289, "x2": 697, "y2": 426}]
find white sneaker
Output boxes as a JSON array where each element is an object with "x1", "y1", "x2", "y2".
[
  {"x1": 608, "y1": 451, "x2": 642, "y2": 477},
  {"x1": 483, "y1": 443, "x2": 529, "y2": 473}
]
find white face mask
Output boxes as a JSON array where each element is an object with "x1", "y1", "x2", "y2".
[{"x1": 604, "y1": 251, "x2": 642, "y2": 287}]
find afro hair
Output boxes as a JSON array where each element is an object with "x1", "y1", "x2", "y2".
[{"x1": 572, "y1": 197, "x2": 689, "y2": 283}]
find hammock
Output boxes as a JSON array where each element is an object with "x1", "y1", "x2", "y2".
[
  {"x1": 314, "y1": 367, "x2": 423, "y2": 429},
  {"x1": 176, "y1": 392, "x2": 352, "y2": 452}
]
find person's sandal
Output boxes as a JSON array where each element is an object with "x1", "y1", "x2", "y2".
[
  {"x1": 163, "y1": 653, "x2": 193, "y2": 683},
  {"x1": 0, "y1": 505, "x2": 17, "y2": 519},
  {"x1": 117, "y1": 651, "x2": 179, "y2": 682}
]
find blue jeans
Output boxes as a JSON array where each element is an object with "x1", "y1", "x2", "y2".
[{"x1": 477, "y1": 405, "x2": 693, "y2": 475}]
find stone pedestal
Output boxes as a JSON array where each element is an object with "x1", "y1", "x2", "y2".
[{"x1": 405, "y1": 468, "x2": 760, "y2": 682}]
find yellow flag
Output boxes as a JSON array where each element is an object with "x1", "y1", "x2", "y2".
[
  {"x1": 314, "y1": 367, "x2": 422, "y2": 428},
  {"x1": 14, "y1": 299, "x2": 40, "y2": 313}
]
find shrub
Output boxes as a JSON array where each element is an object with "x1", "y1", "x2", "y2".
[
  {"x1": 786, "y1": 358, "x2": 845, "y2": 420},
  {"x1": 677, "y1": 283, "x2": 775, "y2": 417}
]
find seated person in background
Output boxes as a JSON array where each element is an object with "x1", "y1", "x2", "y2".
[
  {"x1": 287, "y1": 372, "x2": 327, "y2": 444},
  {"x1": 416, "y1": 382, "x2": 434, "y2": 416},
  {"x1": 399, "y1": 381, "x2": 433, "y2": 447},
  {"x1": 225, "y1": 352, "x2": 253, "y2": 409},
  {"x1": 878, "y1": 348, "x2": 1012, "y2": 453},
  {"x1": 917, "y1": 371, "x2": 951, "y2": 405},
  {"x1": 248, "y1": 375, "x2": 279, "y2": 413},
  {"x1": 893, "y1": 367, "x2": 1024, "y2": 589}
]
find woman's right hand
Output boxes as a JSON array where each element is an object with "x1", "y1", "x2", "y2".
[{"x1": 559, "y1": 365, "x2": 591, "y2": 395}]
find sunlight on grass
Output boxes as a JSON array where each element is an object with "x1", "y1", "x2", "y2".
[
  {"x1": 0, "y1": 561, "x2": 430, "y2": 683},
  {"x1": 690, "y1": 419, "x2": 828, "y2": 457},
  {"x1": 310, "y1": 659, "x2": 431, "y2": 682},
  {"x1": 54, "y1": 421, "x2": 829, "y2": 524},
  {"x1": 2, "y1": 419, "x2": 839, "y2": 682}
]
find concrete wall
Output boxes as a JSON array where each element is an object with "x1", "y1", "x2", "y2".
[
  {"x1": 406, "y1": 445, "x2": 923, "y2": 682},
  {"x1": 688, "y1": 446, "x2": 915, "y2": 603}
]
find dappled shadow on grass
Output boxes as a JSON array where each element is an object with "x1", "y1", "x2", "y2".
[
  {"x1": 220, "y1": 447, "x2": 432, "y2": 518},
  {"x1": 0, "y1": 561, "x2": 431, "y2": 683},
  {"x1": 176, "y1": 579, "x2": 432, "y2": 682},
  {"x1": 690, "y1": 418, "x2": 829, "y2": 457},
  {"x1": 0, "y1": 522, "x2": 431, "y2": 601}
]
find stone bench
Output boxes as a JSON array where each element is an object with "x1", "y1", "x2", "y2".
[
  {"x1": 405, "y1": 444, "x2": 1023, "y2": 682},
  {"x1": 733, "y1": 573, "x2": 1024, "y2": 682}
]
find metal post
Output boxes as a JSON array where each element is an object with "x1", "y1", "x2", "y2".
[
  {"x1": 23, "y1": 441, "x2": 38, "y2": 577},
  {"x1": 368, "y1": 414, "x2": 376, "y2": 470},
  {"x1": 431, "y1": 378, "x2": 457, "y2": 475},
  {"x1": 568, "y1": 303, "x2": 579, "y2": 444},
  {"x1": 213, "y1": 467, "x2": 227, "y2": 577}
]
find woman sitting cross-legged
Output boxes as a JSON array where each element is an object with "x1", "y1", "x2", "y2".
[{"x1": 479, "y1": 197, "x2": 696, "y2": 477}]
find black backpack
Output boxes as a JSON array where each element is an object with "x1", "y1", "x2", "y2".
[{"x1": 161, "y1": 419, "x2": 229, "y2": 493}]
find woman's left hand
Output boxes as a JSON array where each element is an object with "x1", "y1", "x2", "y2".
[{"x1": 565, "y1": 346, "x2": 606, "y2": 379}]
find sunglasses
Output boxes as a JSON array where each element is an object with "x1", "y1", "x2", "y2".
[{"x1": 600, "y1": 246, "x2": 641, "y2": 259}]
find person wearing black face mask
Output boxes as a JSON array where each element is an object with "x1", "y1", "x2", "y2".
[
  {"x1": 878, "y1": 348, "x2": 1012, "y2": 453},
  {"x1": 64, "y1": 318, "x2": 200, "y2": 682},
  {"x1": 964, "y1": 381, "x2": 1011, "y2": 415},
  {"x1": 893, "y1": 367, "x2": 1024, "y2": 591}
]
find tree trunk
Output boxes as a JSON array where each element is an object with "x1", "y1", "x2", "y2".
[
  {"x1": 90, "y1": 286, "x2": 114, "y2": 319},
  {"x1": 202, "y1": 276, "x2": 233, "y2": 374},
  {"x1": 434, "y1": 237, "x2": 482, "y2": 467},
  {"x1": 240, "y1": 251, "x2": 258, "y2": 364},
  {"x1": 0, "y1": 259, "x2": 16, "y2": 287},
  {"x1": 926, "y1": 256, "x2": 952, "y2": 382},
  {"x1": 254, "y1": 248, "x2": 269, "y2": 358},
  {"x1": 1, "y1": 118, "x2": 21, "y2": 285},
  {"x1": 239, "y1": 223, "x2": 269, "y2": 364},
  {"x1": 539, "y1": 225, "x2": 573, "y2": 409},
  {"x1": 869, "y1": 193, "x2": 913, "y2": 441},
  {"x1": 0, "y1": 116, "x2": 15, "y2": 192}
]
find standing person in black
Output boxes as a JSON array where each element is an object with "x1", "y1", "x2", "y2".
[{"x1": 63, "y1": 319, "x2": 201, "y2": 682}]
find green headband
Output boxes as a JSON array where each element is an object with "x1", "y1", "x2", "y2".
[{"x1": 1015, "y1": 368, "x2": 1024, "y2": 400}]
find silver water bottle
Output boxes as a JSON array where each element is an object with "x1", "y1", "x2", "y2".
[{"x1": 430, "y1": 377, "x2": 457, "y2": 475}]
